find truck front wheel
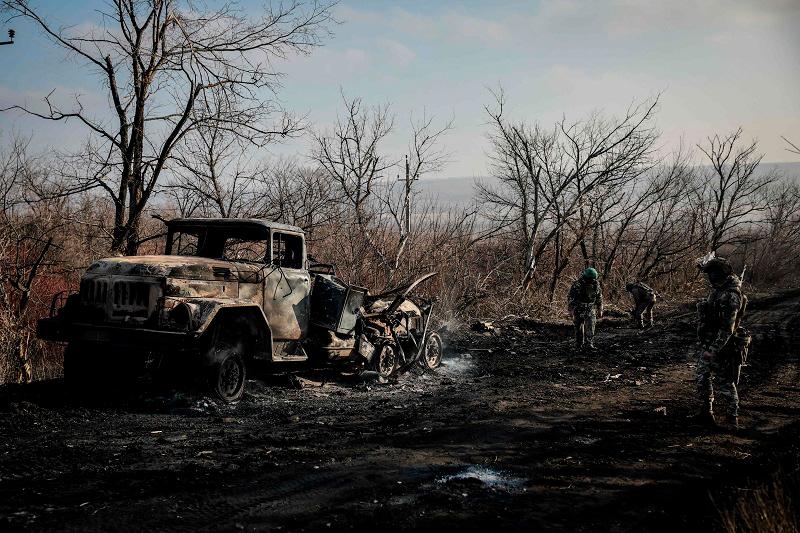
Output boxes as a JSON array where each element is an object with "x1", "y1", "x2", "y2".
[
  {"x1": 205, "y1": 324, "x2": 249, "y2": 403},
  {"x1": 211, "y1": 352, "x2": 246, "y2": 403}
]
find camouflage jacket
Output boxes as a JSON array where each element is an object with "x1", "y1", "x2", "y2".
[
  {"x1": 627, "y1": 282, "x2": 656, "y2": 304},
  {"x1": 697, "y1": 275, "x2": 745, "y2": 354},
  {"x1": 568, "y1": 278, "x2": 603, "y2": 314}
]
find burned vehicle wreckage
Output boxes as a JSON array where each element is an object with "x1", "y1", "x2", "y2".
[{"x1": 37, "y1": 218, "x2": 443, "y2": 402}]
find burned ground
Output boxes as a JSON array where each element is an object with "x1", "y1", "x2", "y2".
[{"x1": 1, "y1": 291, "x2": 799, "y2": 532}]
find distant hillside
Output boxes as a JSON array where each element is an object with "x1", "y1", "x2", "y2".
[
  {"x1": 417, "y1": 162, "x2": 800, "y2": 206},
  {"x1": 759, "y1": 162, "x2": 800, "y2": 179}
]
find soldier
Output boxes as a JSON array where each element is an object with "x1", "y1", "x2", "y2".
[
  {"x1": 695, "y1": 257, "x2": 750, "y2": 430},
  {"x1": 625, "y1": 281, "x2": 657, "y2": 328},
  {"x1": 568, "y1": 267, "x2": 604, "y2": 351}
]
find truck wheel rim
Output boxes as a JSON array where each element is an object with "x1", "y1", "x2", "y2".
[
  {"x1": 425, "y1": 336, "x2": 442, "y2": 368},
  {"x1": 379, "y1": 346, "x2": 396, "y2": 375},
  {"x1": 219, "y1": 357, "x2": 242, "y2": 398}
]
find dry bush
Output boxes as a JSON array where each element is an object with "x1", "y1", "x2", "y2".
[
  {"x1": 0, "y1": 133, "x2": 77, "y2": 383},
  {"x1": 718, "y1": 475, "x2": 798, "y2": 533}
]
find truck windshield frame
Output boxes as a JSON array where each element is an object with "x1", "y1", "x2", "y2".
[{"x1": 165, "y1": 225, "x2": 271, "y2": 263}]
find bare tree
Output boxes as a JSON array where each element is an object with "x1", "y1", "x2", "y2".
[
  {"x1": 782, "y1": 135, "x2": 800, "y2": 156},
  {"x1": 166, "y1": 96, "x2": 265, "y2": 219},
  {"x1": 478, "y1": 89, "x2": 660, "y2": 290},
  {"x1": 251, "y1": 160, "x2": 341, "y2": 239},
  {"x1": 696, "y1": 128, "x2": 774, "y2": 252},
  {"x1": 312, "y1": 93, "x2": 395, "y2": 226},
  {"x1": 310, "y1": 93, "x2": 400, "y2": 278},
  {"x1": 381, "y1": 112, "x2": 453, "y2": 273},
  {"x1": 2, "y1": 0, "x2": 335, "y2": 255},
  {"x1": 747, "y1": 180, "x2": 800, "y2": 284},
  {"x1": 592, "y1": 148, "x2": 697, "y2": 280},
  {"x1": 312, "y1": 95, "x2": 455, "y2": 281}
]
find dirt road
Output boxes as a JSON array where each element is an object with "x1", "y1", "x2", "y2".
[{"x1": 2, "y1": 291, "x2": 799, "y2": 532}]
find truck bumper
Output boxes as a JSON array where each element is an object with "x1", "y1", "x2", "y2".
[{"x1": 37, "y1": 318, "x2": 194, "y2": 349}]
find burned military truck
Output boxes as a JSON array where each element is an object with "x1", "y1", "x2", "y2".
[{"x1": 37, "y1": 218, "x2": 442, "y2": 402}]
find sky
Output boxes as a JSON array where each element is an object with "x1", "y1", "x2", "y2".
[{"x1": 1, "y1": 0, "x2": 799, "y2": 180}]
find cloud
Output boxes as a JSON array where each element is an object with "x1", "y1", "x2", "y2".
[
  {"x1": 337, "y1": 4, "x2": 510, "y2": 47},
  {"x1": 439, "y1": 12, "x2": 510, "y2": 45},
  {"x1": 377, "y1": 39, "x2": 415, "y2": 67},
  {"x1": 280, "y1": 46, "x2": 371, "y2": 82},
  {"x1": 342, "y1": 48, "x2": 370, "y2": 70},
  {"x1": 544, "y1": 65, "x2": 656, "y2": 109}
]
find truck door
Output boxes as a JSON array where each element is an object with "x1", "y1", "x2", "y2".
[{"x1": 263, "y1": 231, "x2": 310, "y2": 340}]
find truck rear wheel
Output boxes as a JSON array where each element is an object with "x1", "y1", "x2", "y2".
[{"x1": 422, "y1": 332, "x2": 443, "y2": 370}]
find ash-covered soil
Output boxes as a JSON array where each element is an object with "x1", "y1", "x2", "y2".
[{"x1": 1, "y1": 291, "x2": 800, "y2": 532}]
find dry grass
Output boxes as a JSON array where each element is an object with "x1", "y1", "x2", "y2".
[{"x1": 718, "y1": 475, "x2": 799, "y2": 533}]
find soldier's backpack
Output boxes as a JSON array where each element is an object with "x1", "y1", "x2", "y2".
[{"x1": 639, "y1": 282, "x2": 654, "y2": 294}]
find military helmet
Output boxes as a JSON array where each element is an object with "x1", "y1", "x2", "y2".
[
  {"x1": 582, "y1": 267, "x2": 599, "y2": 280},
  {"x1": 699, "y1": 257, "x2": 733, "y2": 276}
]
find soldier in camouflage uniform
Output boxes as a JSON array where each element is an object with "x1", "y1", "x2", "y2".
[
  {"x1": 695, "y1": 257, "x2": 750, "y2": 430},
  {"x1": 625, "y1": 281, "x2": 656, "y2": 328},
  {"x1": 568, "y1": 267, "x2": 604, "y2": 351}
]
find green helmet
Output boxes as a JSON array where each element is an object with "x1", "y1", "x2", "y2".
[{"x1": 582, "y1": 267, "x2": 599, "y2": 280}]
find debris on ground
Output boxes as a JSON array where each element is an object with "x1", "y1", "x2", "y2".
[
  {"x1": 289, "y1": 375, "x2": 325, "y2": 389},
  {"x1": 470, "y1": 320, "x2": 496, "y2": 333}
]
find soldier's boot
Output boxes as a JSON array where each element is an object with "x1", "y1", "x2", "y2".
[
  {"x1": 574, "y1": 326, "x2": 584, "y2": 352},
  {"x1": 692, "y1": 401, "x2": 717, "y2": 427},
  {"x1": 725, "y1": 414, "x2": 739, "y2": 431},
  {"x1": 694, "y1": 410, "x2": 717, "y2": 428}
]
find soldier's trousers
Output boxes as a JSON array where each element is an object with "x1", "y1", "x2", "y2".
[
  {"x1": 695, "y1": 349, "x2": 741, "y2": 417},
  {"x1": 572, "y1": 306, "x2": 596, "y2": 348},
  {"x1": 632, "y1": 300, "x2": 655, "y2": 327}
]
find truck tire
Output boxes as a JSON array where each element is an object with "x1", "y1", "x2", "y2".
[
  {"x1": 422, "y1": 332, "x2": 443, "y2": 370},
  {"x1": 210, "y1": 352, "x2": 246, "y2": 403},
  {"x1": 205, "y1": 323, "x2": 249, "y2": 403},
  {"x1": 372, "y1": 344, "x2": 398, "y2": 379}
]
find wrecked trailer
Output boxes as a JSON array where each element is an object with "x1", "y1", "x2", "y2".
[
  {"x1": 306, "y1": 271, "x2": 443, "y2": 378},
  {"x1": 36, "y1": 217, "x2": 443, "y2": 402}
]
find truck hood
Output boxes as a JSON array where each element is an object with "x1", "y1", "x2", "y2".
[{"x1": 84, "y1": 255, "x2": 263, "y2": 282}]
